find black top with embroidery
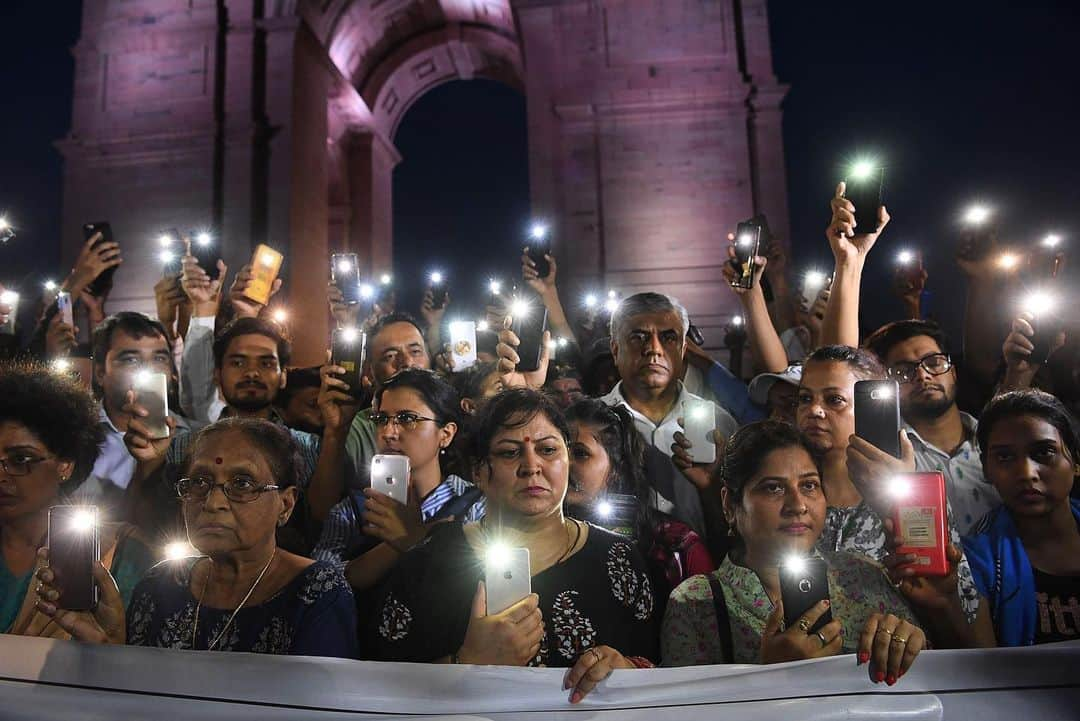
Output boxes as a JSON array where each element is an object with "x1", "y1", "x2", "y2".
[
  {"x1": 1032, "y1": 567, "x2": 1080, "y2": 644},
  {"x1": 363, "y1": 522, "x2": 658, "y2": 666}
]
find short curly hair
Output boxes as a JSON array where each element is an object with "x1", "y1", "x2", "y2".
[{"x1": 0, "y1": 362, "x2": 104, "y2": 490}]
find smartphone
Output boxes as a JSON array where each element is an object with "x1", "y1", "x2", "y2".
[
  {"x1": 0, "y1": 291, "x2": 19, "y2": 335},
  {"x1": 448, "y1": 320, "x2": 478, "y2": 371},
  {"x1": 1028, "y1": 306, "x2": 1064, "y2": 366},
  {"x1": 510, "y1": 302, "x2": 548, "y2": 373},
  {"x1": 331, "y1": 327, "x2": 367, "y2": 398},
  {"x1": 82, "y1": 222, "x2": 117, "y2": 297},
  {"x1": 370, "y1": 454, "x2": 409, "y2": 505},
  {"x1": 800, "y1": 273, "x2": 830, "y2": 313},
  {"x1": 842, "y1": 167, "x2": 884, "y2": 237},
  {"x1": 731, "y1": 221, "x2": 762, "y2": 289},
  {"x1": 854, "y1": 379, "x2": 902, "y2": 458},
  {"x1": 331, "y1": 253, "x2": 361, "y2": 305},
  {"x1": 429, "y1": 277, "x2": 448, "y2": 310},
  {"x1": 779, "y1": 556, "x2": 832, "y2": 634},
  {"x1": 48, "y1": 505, "x2": 100, "y2": 611},
  {"x1": 525, "y1": 232, "x2": 551, "y2": 279},
  {"x1": 134, "y1": 371, "x2": 170, "y2": 439},
  {"x1": 485, "y1": 547, "x2": 531, "y2": 616},
  {"x1": 190, "y1": 231, "x2": 220, "y2": 281},
  {"x1": 583, "y1": 493, "x2": 639, "y2": 539},
  {"x1": 243, "y1": 244, "x2": 284, "y2": 306},
  {"x1": 687, "y1": 323, "x2": 705, "y2": 348},
  {"x1": 682, "y1": 399, "x2": 717, "y2": 464},
  {"x1": 57, "y1": 291, "x2": 74, "y2": 328},
  {"x1": 890, "y1": 472, "x2": 949, "y2": 577},
  {"x1": 1029, "y1": 246, "x2": 1065, "y2": 281}
]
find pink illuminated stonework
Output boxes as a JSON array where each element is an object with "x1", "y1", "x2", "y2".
[{"x1": 59, "y1": 0, "x2": 789, "y2": 364}]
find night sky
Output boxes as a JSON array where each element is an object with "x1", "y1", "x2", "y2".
[{"x1": 2, "y1": 0, "x2": 1077, "y2": 346}]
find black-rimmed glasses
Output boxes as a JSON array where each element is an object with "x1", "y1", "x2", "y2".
[
  {"x1": 370, "y1": 411, "x2": 438, "y2": 430},
  {"x1": 887, "y1": 353, "x2": 952, "y2": 384},
  {"x1": 176, "y1": 476, "x2": 281, "y2": 503}
]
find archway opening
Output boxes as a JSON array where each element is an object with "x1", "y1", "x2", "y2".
[{"x1": 391, "y1": 78, "x2": 529, "y2": 318}]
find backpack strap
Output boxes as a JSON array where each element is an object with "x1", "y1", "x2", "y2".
[{"x1": 707, "y1": 575, "x2": 734, "y2": 663}]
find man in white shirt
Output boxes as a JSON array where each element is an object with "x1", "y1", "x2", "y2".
[
  {"x1": 865, "y1": 320, "x2": 1002, "y2": 533},
  {"x1": 600, "y1": 292, "x2": 737, "y2": 537}
]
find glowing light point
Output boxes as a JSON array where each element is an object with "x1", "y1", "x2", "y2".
[
  {"x1": 1024, "y1": 291, "x2": 1056, "y2": 317},
  {"x1": 195, "y1": 232, "x2": 212, "y2": 247},
  {"x1": 486, "y1": 542, "x2": 512, "y2": 571},
  {"x1": 738, "y1": 234, "x2": 753, "y2": 247},
  {"x1": 529, "y1": 223, "x2": 548, "y2": 241},
  {"x1": 44, "y1": 280, "x2": 57, "y2": 292},
  {"x1": 1042, "y1": 234, "x2": 1062, "y2": 248},
  {"x1": 888, "y1": 476, "x2": 912, "y2": 500},
  {"x1": 964, "y1": 205, "x2": 991, "y2": 225},
  {"x1": 429, "y1": 271, "x2": 444, "y2": 285},
  {"x1": 164, "y1": 541, "x2": 197, "y2": 561},
  {"x1": 511, "y1": 298, "x2": 530, "y2": 317},
  {"x1": 336, "y1": 259, "x2": 353, "y2": 273},
  {"x1": 547, "y1": 338, "x2": 558, "y2": 351},
  {"x1": 604, "y1": 297, "x2": 620, "y2": 313},
  {"x1": 732, "y1": 315, "x2": 744, "y2": 327},
  {"x1": 272, "y1": 309, "x2": 288, "y2": 323},
  {"x1": 477, "y1": 320, "x2": 489, "y2": 332},
  {"x1": 159, "y1": 250, "x2": 175, "y2": 265},
  {"x1": 850, "y1": 160, "x2": 876, "y2": 180},
  {"x1": 157, "y1": 234, "x2": 173, "y2": 248},
  {"x1": 70, "y1": 508, "x2": 96, "y2": 533},
  {"x1": 597, "y1": 500, "x2": 613, "y2": 518},
  {"x1": 782, "y1": 555, "x2": 807, "y2": 575},
  {"x1": 380, "y1": 274, "x2": 393, "y2": 286},
  {"x1": 896, "y1": 250, "x2": 914, "y2": 265},
  {"x1": 342, "y1": 327, "x2": 359, "y2": 343},
  {"x1": 259, "y1": 252, "x2": 277, "y2": 267},
  {"x1": 359, "y1": 283, "x2": 375, "y2": 300},
  {"x1": 134, "y1": 369, "x2": 154, "y2": 388},
  {"x1": 52, "y1": 358, "x2": 72, "y2": 374},
  {"x1": 1, "y1": 290, "x2": 20, "y2": 305},
  {"x1": 805, "y1": 270, "x2": 827, "y2": 289},
  {"x1": 488, "y1": 279, "x2": 502, "y2": 296},
  {"x1": 997, "y1": 253, "x2": 1020, "y2": 271},
  {"x1": 584, "y1": 293, "x2": 598, "y2": 308},
  {"x1": 0, "y1": 217, "x2": 9, "y2": 230},
  {"x1": 557, "y1": 337, "x2": 568, "y2": 348}
]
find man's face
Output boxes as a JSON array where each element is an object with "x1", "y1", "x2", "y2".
[
  {"x1": 215, "y1": 334, "x2": 285, "y2": 413},
  {"x1": 280, "y1": 387, "x2": 323, "y2": 435},
  {"x1": 884, "y1": 335, "x2": 957, "y2": 421},
  {"x1": 611, "y1": 311, "x2": 685, "y2": 399},
  {"x1": 369, "y1": 322, "x2": 430, "y2": 385},
  {"x1": 96, "y1": 329, "x2": 173, "y2": 412},
  {"x1": 767, "y1": 381, "x2": 798, "y2": 424},
  {"x1": 548, "y1": 377, "x2": 584, "y2": 410}
]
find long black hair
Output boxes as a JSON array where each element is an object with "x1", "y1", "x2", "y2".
[
  {"x1": 376, "y1": 368, "x2": 464, "y2": 477},
  {"x1": 977, "y1": 390, "x2": 1080, "y2": 469}
]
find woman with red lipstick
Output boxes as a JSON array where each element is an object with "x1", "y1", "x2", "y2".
[
  {"x1": 662, "y1": 420, "x2": 928, "y2": 686},
  {"x1": 365, "y1": 388, "x2": 657, "y2": 704},
  {"x1": 963, "y1": 390, "x2": 1080, "y2": 646}
]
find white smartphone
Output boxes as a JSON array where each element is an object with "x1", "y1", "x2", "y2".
[
  {"x1": 57, "y1": 291, "x2": 74, "y2": 327},
  {"x1": 133, "y1": 371, "x2": 170, "y2": 439},
  {"x1": 682, "y1": 399, "x2": 717, "y2": 464},
  {"x1": 485, "y1": 547, "x2": 531, "y2": 615},
  {"x1": 370, "y1": 454, "x2": 409, "y2": 504},
  {"x1": 448, "y1": 320, "x2": 478, "y2": 371}
]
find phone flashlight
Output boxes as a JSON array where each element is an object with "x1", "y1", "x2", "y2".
[
  {"x1": 477, "y1": 319, "x2": 489, "y2": 332},
  {"x1": 0, "y1": 216, "x2": 14, "y2": 242},
  {"x1": 341, "y1": 326, "x2": 360, "y2": 344},
  {"x1": 1023, "y1": 291, "x2": 1056, "y2": 316},
  {"x1": 849, "y1": 159, "x2": 877, "y2": 181},
  {"x1": 272, "y1": 309, "x2": 288, "y2": 323},
  {"x1": 997, "y1": 253, "x2": 1020, "y2": 270},
  {"x1": 888, "y1": 476, "x2": 913, "y2": 500},
  {"x1": 546, "y1": 338, "x2": 558, "y2": 351},
  {"x1": 0, "y1": 216, "x2": 9, "y2": 231},
  {"x1": 596, "y1": 500, "x2": 614, "y2": 518},
  {"x1": 896, "y1": 250, "x2": 915, "y2": 265},
  {"x1": 69, "y1": 508, "x2": 97, "y2": 533},
  {"x1": 805, "y1": 270, "x2": 827, "y2": 289},
  {"x1": 336, "y1": 258, "x2": 353, "y2": 273},
  {"x1": 963, "y1": 205, "x2": 991, "y2": 225},
  {"x1": 737, "y1": 232, "x2": 755, "y2": 247},
  {"x1": 159, "y1": 250, "x2": 175, "y2": 265},
  {"x1": 259, "y1": 250, "x2": 278, "y2": 267},
  {"x1": 486, "y1": 542, "x2": 512, "y2": 571},
  {"x1": 511, "y1": 298, "x2": 530, "y2": 318},
  {"x1": 488, "y1": 279, "x2": 502, "y2": 296},
  {"x1": 689, "y1": 404, "x2": 710, "y2": 421},
  {"x1": 430, "y1": 271, "x2": 444, "y2": 285},
  {"x1": 195, "y1": 232, "x2": 212, "y2": 247},
  {"x1": 134, "y1": 369, "x2": 155, "y2": 388},
  {"x1": 359, "y1": 283, "x2": 375, "y2": 300},
  {"x1": 583, "y1": 293, "x2": 598, "y2": 309},
  {"x1": 1, "y1": 290, "x2": 20, "y2": 305},
  {"x1": 164, "y1": 541, "x2": 197, "y2": 561},
  {"x1": 781, "y1": 554, "x2": 808, "y2": 575},
  {"x1": 1042, "y1": 234, "x2": 1062, "y2": 248},
  {"x1": 157, "y1": 233, "x2": 173, "y2": 248},
  {"x1": 557, "y1": 337, "x2": 568, "y2": 348},
  {"x1": 380, "y1": 274, "x2": 393, "y2": 286},
  {"x1": 529, "y1": 223, "x2": 548, "y2": 241},
  {"x1": 44, "y1": 280, "x2": 57, "y2": 292},
  {"x1": 52, "y1": 358, "x2": 72, "y2": 374},
  {"x1": 732, "y1": 315, "x2": 744, "y2": 327},
  {"x1": 870, "y1": 385, "x2": 894, "y2": 400}
]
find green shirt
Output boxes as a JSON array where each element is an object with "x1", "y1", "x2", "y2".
[{"x1": 344, "y1": 408, "x2": 377, "y2": 491}]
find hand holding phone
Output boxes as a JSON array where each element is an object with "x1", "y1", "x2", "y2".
[
  {"x1": 854, "y1": 380, "x2": 901, "y2": 458},
  {"x1": 190, "y1": 231, "x2": 220, "y2": 281},
  {"x1": 842, "y1": 165, "x2": 884, "y2": 237},
  {"x1": 730, "y1": 221, "x2": 763, "y2": 289},
  {"x1": 428, "y1": 272, "x2": 448, "y2": 310},
  {"x1": 133, "y1": 371, "x2": 170, "y2": 439},
  {"x1": 47, "y1": 505, "x2": 100, "y2": 611},
  {"x1": 524, "y1": 224, "x2": 551, "y2": 279},
  {"x1": 57, "y1": 291, "x2": 74, "y2": 328},
  {"x1": 331, "y1": 253, "x2": 362, "y2": 305},
  {"x1": 331, "y1": 327, "x2": 367, "y2": 398},
  {"x1": 448, "y1": 320, "x2": 478, "y2": 371},
  {"x1": 681, "y1": 400, "x2": 717, "y2": 464},
  {"x1": 242, "y1": 245, "x2": 284, "y2": 306},
  {"x1": 485, "y1": 547, "x2": 531, "y2": 615},
  {"x1": 370, "y1": 454, "x2": 409, "y2": 505},
  {"x1": 81, "y1": 222, "x2": 118, "y2": 297},
  {"x1": 888, "y1": 473, "x2": 949, "y2": 577},
  {"x1": 508, "y1": 298, "x2": 548, "y2": 373},
  {"x1": 779, "y1": 556, "x2": 832, "y2": 634}
]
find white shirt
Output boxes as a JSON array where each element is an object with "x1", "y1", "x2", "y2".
[
  {"x1": 905, "y1": 411, "x2": 1001, "y2": 534},
  {"x1": 83, "y1": 405, "x2": 137, "y2": 494},
  {"x1": 181, "y1": 315, "x2": 226, "y2": 423},
  {"x1": 600, "y1": 381, "x2": 737, "y2": 460}
]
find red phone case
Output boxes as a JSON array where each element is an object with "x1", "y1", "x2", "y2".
[{"x1": 891, "y1": 472, "x2": 948, "y2": 576}]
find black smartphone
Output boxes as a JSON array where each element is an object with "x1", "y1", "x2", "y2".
[
  {"x1": 331, "y1": 327, "x2": 367, "y2": 398},
  {"x1": 48, "y1": 505, "x2": 100, "y2": 611},
  {"x1": 331, "y1": 253, "x2": 361, "y2": 305},
  {"x1": 525, "y1": 229, "x2": 551, "y2": 279},
  {"x1": 854, "y1": 379, "x2": 902, "y2": 458},
  {"x1": 1027, "y1": 296, "x2": 1063, "y2": 365},
  {"x1": 779, "y1": 557, "x2": 832, "y2": 634},
  {"x1": 687, "y1": 323, "x2": 705, "y2": 347},
  {"x1": 429, "y1": 272, "x2": 448, "y2": 310},
  {"x1": 731, "y1": 220, "x2": 762, "y2": 289},
  {"x1": 510, "y1": 301, "x2": 548, "y2": 373},
  {"x1": 842, "y1": 166, "x2": 884, "y2": 236},
  {"x1": 82, "y1": 221, "x2": 116, "y2": 297},
  {"x1": 190, "y1": 231, "x2": 220, "y2": 281}
]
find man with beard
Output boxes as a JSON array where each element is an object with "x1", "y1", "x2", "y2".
[
  {"x1": 122, "y1": 318, "x2": 329, "y2": 552},
  {"x1": 865, "y1": 320, "x2": 1001, "y2": 533}
]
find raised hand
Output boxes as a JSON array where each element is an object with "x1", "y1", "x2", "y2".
[
  {"x1": 67, "y1": 232, "x2": 122, "y2": 296},
  {"x1": 721, "y1": 245, "x2": 767, "y2": 297},
  {"x1": 826, "y1": 181, "x2": 890, "y2": 264},
  {"x1": 228, "y1": 263, "x2": 281, "y2": 319},
  {"x1": 154, "y1": 275, "x2": 188, "y2": 339},
  {"x1": 45, "y1": 312, "x2": 77, "y2": 359},
  {"x1": 318, "y1": 353, "x2": 361, "y2": 434},
  {"x1": 496, "y1": 315, "x2": 550, "y2": 390},
  {"x1": 522, "y1": 249, "x2": 558, "y2": 298}
]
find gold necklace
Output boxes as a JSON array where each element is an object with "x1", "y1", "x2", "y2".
[{"x1": 190, "y1": 550, "x2": 277, "y2": 651}]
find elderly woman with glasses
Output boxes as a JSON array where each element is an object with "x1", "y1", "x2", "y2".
[{"x1": 34, "y1": 417, "x2": 359, "y2": 657}]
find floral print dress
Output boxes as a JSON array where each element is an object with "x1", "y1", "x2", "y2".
[
  {"x1": 125, "y1": 558, "x2": 359, "y2": 658},
  {"x1": 661, "y1": 549, "x2": 919, "y2": 666},
  {"x1": 364, "y1": 522, "x2": 659, "y2": 666}
]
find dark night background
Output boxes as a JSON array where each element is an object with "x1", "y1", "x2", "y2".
[{"x1": 1, "y1": 1, "x2": 1078, "y2": 345}]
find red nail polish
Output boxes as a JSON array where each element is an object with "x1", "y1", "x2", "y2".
[
  {"x1": 874, "y1": 671, "x2": 885, "y2": 683},
  {"x1": 886, "y1": 675, "x2": 897, "y2": 686},
  {"x1": 857, "y1": 652, "x2": 869, "y2": 664},
  {"x1": 899, "y1": 669, "x2": 906, "y2": 678}
]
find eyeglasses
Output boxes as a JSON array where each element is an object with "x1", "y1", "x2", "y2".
[
  {"x1": 887, "y1": 353, "x2": 953, "y2": 384},
  {"x1": 0, "y1": 454, "x2": 53, "y2": 477},
  {"x1": 370, "y1": 411, "x2": 438, "y2": 430},
  {"x1": 176, "y1": 476, "x2": 281, "y2": 504}
]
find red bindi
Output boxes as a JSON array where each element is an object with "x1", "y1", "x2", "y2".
[
  {"x1": 215, "y1": 457, "x2": 223, "y2": 465},
  {"x1": 523, "y1": 436, "x2": 531, "y2": 443}
]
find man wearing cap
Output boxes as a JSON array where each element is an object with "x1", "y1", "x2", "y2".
[{"x1": 748, "y1": 364, "x2": 803, "y2": 424}]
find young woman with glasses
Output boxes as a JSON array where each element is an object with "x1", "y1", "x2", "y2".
[
  {"x1": 34, "y1": 417, "x2": 359, "y2": 657},
  {"x1": 313, "y1": 368, "x2": 485, "y2": 593},
  {"x1": 2, "y1": 364, "x2": 154, "y2": 638}
]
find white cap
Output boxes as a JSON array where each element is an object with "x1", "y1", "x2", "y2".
[{"x1": 748, "y1": 364, "x2": 803, "y2": 406}]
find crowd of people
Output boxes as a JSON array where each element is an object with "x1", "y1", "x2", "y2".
[{"x1": 0, "y1": 181, "x2": 1076, "y2": 703}]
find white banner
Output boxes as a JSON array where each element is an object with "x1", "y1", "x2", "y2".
[{"x1": 0, "y1": 635, "x2": 1077, "y2": 720}]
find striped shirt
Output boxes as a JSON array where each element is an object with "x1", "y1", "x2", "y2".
[{"x1": 313, "y1": 474, "x2": 486, "y2": 565}]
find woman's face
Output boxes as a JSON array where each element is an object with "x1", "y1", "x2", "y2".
[
  {"x1": 983, "y1": 414, "x2": 1077, "y2": 520},
  {"x1": 723, "y1": 445, "x2": 826, "y2": 564},
  {"x1": 567, "y1": 421, "x2": 611, "y2": 508},
  {"x1": 0, "y1": 421, "x2": 73, "y2": 524},
  {"x1": 182, "y1": 429, "x2": 297, "y2": 556},
  {"x1": 796, "y1": 360, "x2": 858, "y2": 456},
  {"x1": 375, "y1": 387, "x2": 456, "y2": 474},
  {"x1": 474, "y1": 413, "x2": 569, "y2": 520}
]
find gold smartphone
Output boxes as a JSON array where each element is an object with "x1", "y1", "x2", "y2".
[{"x1": 243, "y1": 245, "x2": 284, "y2": 305}]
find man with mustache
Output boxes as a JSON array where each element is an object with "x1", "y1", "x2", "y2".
[{"x1": 865, "y1": 320, "x2": 1001, "y2": 533}]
